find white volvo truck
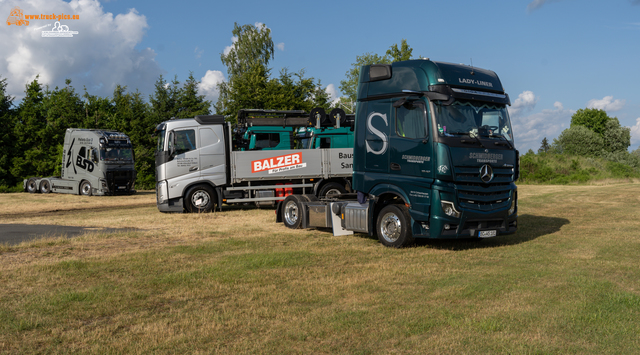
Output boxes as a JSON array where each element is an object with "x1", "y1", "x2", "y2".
[
  {"x1": 154, "y1": 109, "x2": 354, "y2": 212},
  {"x1": 24, "y1": 129, "x2": 136, "y2": 196}
]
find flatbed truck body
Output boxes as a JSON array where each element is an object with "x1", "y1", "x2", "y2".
[{"x1": 155, "y1": 109, "x2": 354, "y2": 212}]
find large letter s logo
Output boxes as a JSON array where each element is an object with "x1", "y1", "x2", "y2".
[{"x1": 365, "y1": 112, "x2": 388, "y2": 155}]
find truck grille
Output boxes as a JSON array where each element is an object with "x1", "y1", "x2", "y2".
[
  {"x1": 454, "y1": 166, "x2": 514, "y2": 211},
  {"x1": 106, "y1": 170, "x2": 135, "y2": 194}
]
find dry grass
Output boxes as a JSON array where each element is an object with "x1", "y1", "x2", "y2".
[{"x1": 1, "y1": 184, "x2": 640, "y2": 354}]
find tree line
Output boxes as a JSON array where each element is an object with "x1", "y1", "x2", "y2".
[
  {"x1": 0, "y1": 21, "x2": 414, "y2": 192},
  {"x1": 521, "y1": 108, "x2": 640, "y2": 183},
  {"x1": 0, "y1": 23, "x2": 343, "y2": 191}
]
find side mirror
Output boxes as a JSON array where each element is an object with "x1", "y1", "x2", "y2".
[{"x1": 168, "y1": 131, "x2": 176, "y2": 159}]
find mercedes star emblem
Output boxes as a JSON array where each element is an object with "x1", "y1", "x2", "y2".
[{"x1": 480, "y1": 164, "x2": 493, "y2": 183}]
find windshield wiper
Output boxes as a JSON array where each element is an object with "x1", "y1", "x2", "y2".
[
  {"x1": 452, "y1": 131, "x2": 487, "y2": 149},
  {"x1": 492, "y1": 134, "x2": 514, "y2": 149}
]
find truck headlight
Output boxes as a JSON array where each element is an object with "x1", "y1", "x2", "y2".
[
  {"x1": 157, "y1": 181, "x2": 167, "y2": 204},
  {"x1": 100, "y1": 179, "x2": 108, "y2": 192},
  {"x1": 441, "y1": 200, "x2": 461, "y2": 218},
  {"x1": 508, "y1": 198, "x2": 517, "y2": 215}
]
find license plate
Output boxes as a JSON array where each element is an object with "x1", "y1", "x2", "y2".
[
  {"x1": 478, "y1": 230, "x2": 497, "y2": 238},
  {"x1": 118, "y1": 186, "x2": 126, "y2": 189}
]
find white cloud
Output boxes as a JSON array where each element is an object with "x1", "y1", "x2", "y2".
[
  {"x1": 630, "y1": 118, "x2": 640, "y2": 145},
  {"x1": 508, "y1": 90, "x2": 537, "y2": 118},
  {"x1": 508, "y1": 91, "x2": 574, "y2": 152},
  {"x1": 276, "y1": 42, "x2": 285, "y2": 51},
  {"x1": 223, "y1": 36, "x2": 238, "y2": 56},
  {"x1": 325, "y1": 84, "x2": 339, "y2": 104},
  {"x1": 0, "y1": 0, "x2": 163, "y2": 100},
  {"x1": 198, "y1": 70, "x2": 225, "y2": 104},
  {"x1": 586, "y1": 96, "x2": 626, "y2": 112}
]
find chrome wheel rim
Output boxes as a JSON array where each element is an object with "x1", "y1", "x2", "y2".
[
  {"x1": 324, "y1": 188, "x2": 342, "y2": 198},
  {"x1": 191, "y1": 190, "x2": 210, "y2": 209},
  {"x1": 380, "y1": 212, "x2": 401, "y2": 243},
  {"x1": 82, "y1": 183, "x2": 91, "y2": 195},
  {"x1": 284, "y1": 200, "x2": 299, "y2": 226}
]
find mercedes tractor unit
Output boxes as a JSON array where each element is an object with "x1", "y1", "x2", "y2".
[
  {"x1": 24, "y1": 129, "x2": 136, "y2": 195},
  {"x1": 277, "y1": 59, "x2": 519, "y2": 247}
]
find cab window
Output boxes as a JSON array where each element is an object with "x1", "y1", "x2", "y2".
[
  {"x1": 396, "y1": 102, "x2": 427, "y2": 139},
  {"x1": 175, "y1": 129, "x2": 196, "y2": 155}
]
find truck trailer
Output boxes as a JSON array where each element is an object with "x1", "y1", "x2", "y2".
[
  {"x1": 154, "y1": 108, "x2": 354, "y2": 213},
  {"x1": 23, "y1": 129, "x2": 137, "y2": 196},
  {"x1": 277, "y1": 59, "x2": 519, "y2": 247}
]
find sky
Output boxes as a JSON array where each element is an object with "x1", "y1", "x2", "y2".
[{"x1": 1, "y1": 0, "x2": 640, "y2": 153}]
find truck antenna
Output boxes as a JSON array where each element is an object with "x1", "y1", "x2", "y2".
[{"x1": 470, "y1": 58, "x2": 475, "y2": 75}]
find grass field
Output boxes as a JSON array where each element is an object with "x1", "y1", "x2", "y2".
[{"x1": 1, "y1": 184, "x2": 639, "y2": 354}]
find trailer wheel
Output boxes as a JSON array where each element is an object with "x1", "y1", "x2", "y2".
[
  {"x1": 185, "y1": 185, "x2": 215, "y2": 213},
  {"x1": 318, "y1": 182, "x2": 346, "y2": 198},
  {"x1": 282, "y1": 195, "x2": 304, "y2": 229},
  {"x1": 80, "y1": 181, "x2": 92, "y2": 196},
  {"x1": 376, "y1": 204, "x2": 414, "y2": 248},
  {"x1": 26, "y1": 178, "x2": 38, "y2": 193},
  {"x1": 40, "y1": 180, "x2": 51, "y2": 194}
]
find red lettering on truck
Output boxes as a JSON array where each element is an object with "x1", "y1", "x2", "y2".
[{"x1": 252, "y1": 152, "x2": 302, "y2": 173}]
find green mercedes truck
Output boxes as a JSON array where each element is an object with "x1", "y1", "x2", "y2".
[{"x1": 278, "y1": 59, "x2": 518, "y2": 247}]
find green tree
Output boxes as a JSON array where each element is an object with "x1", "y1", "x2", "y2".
[
  {"x1": 0, "y1": 76, "x2": 16, "y2": 187},
  {"x1": 552, "y1": 125, "x2": 604, "y2": 156},
  {"x1": 220, "y1": 22, "x2": 274, "y2": 78},
  {"x1": 538, "y1": 137, "x2": 550, "y2": 153},
  {"x1": 570, "y1": 108, "x2": 611, "y2": 136},
  {"x1": 11, "y1": 77, "x2": 49, "y2": 180},
  {"x1": 43, "y1": 79, "x2": 85, "y2": 175},
  {"x1": 265, "y1": 69, "x2": 331, "y2": 112},
  {"x1": 386, "y1": 39, "x2": 413, "y2": 62},
  {"x1": 339, "y1": 40, "x2": 414, "y2": 103},
  {"x1": 149, "y1": 74, "x2": 181, "y2": 123},
  {"x1": 82, "y1": 89, "x2": 114, "y2": 129},
  {"x1": 215, "y1": 23, "x2": 329, "y2": 122},
  {"x1": 108, "y1": 85, "x2": 155, "y2": 189},
  {"x1": 602, "y1": 117, "x2": 630, "y2": 153},
  {"x1": 216, "y1": 22, "x2": 275, "y2": 121},
  {"x1": 176, "y1": 72, "x2": 211, "y2": 118}
]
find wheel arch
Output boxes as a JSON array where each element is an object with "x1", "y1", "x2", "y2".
[
  {"x1": 182, "y1": 181, "x2": 220, "y2": 210},
  {"x1": 367, "y1": 184, "x2": 411, "y2": 230},
  {"x1": 313, "y1": 177, "x2": 352, "y2": 196}
]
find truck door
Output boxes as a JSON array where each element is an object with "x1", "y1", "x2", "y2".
[
  {"x1": 165, "y1": 128, "x2": 200, "y2": 183},
  {"x1": 363, "y1": 101, "x2": 391, "y2": 173},
  {"x1": 198, "y1": 126, "x2": 227, "y2": 185},
  {"x1": 389, "y1": 100, "x2": 433, "y2": 214},
  {"x1": 389, "y1": 100, "x2": 432, "y2": 177}
]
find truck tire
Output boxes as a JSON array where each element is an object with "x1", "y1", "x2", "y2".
[
  {"x1": 40, "y1": 180, "x2": 51, "y2": 194},
  {"x1": 185, "y1": 185, "x2": 215, "y2": 213},
  {"x1": 80, "y1": 181, "x2": 92, "y2": 196},
  {"x1": 376, "y1": 204, "x2": 414, "y2": 248},
  {"x1": 318, "y1": 182, "x2": 346, "y2": 198},
  {"x1": 282, "y1": 195, "x2": 304, "y2": 229},
  {"x1": 26, "y1": 178, "x2": 38, "y2": 193}
]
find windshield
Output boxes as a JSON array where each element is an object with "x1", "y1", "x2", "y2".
[
  {"x1": 294, "y1": 129, "x2": 312, "y2": 149},
  {"x1": 156, "y1": 129, "x2": 166, "y2": 152},
  {"x1": 434, "y1": 100, "x2": 513, "y2": 141},
  {"x1": 101, "y1": 148, "x2": 134, "y2": 162}
]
